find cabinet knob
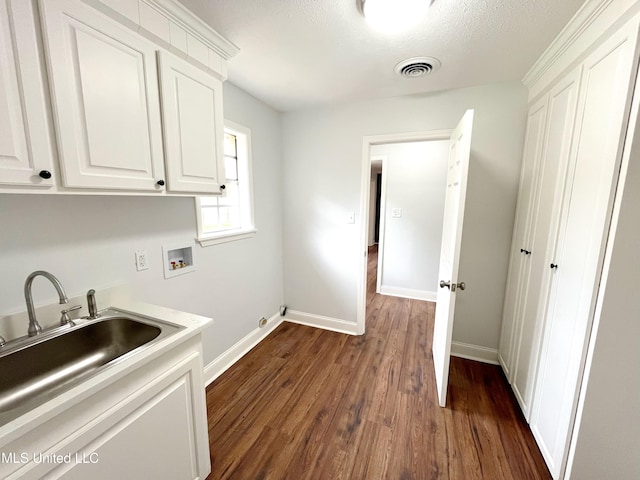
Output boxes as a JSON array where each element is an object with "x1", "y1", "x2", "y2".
[
  {"x1": 38, "y1": 170, "x2": 52, "y2": 179},
  {"x1": 550, "y1": 263, "x2": 558, "y2": 269},
  {"x1": 220, "y1": 184, "x2": 226, "y2": 190},
  {"x1": 156, "y1": 179, "x2": 165, "y2": 186},
  {"x1": 520, "y1": 248, "x2": 531, "y2": 255}
]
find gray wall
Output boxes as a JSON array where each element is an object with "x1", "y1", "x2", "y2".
[
  {"x1": 281, "y1": 82, "x2": 528, "y2": 350},
  {"x1": 0, "y1": 82, "x2": 284, "y2": 366}
]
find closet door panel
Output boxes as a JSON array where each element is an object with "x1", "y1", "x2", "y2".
[
  {"x1": 530, "y1": 16, "x2": 640, "y2": 479},
  {"x1": 498, "y1": 98, "x2": 547, "y2": 379},
  {"x1": 511, "y1": 68, "x2": 581, "y2": 417}
]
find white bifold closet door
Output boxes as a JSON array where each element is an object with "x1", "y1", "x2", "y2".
[{"x1": 529, "y1": 16, "x2": 640, "y2": 479}]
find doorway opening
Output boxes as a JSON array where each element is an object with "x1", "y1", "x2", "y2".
[
  {"x1": 357, "y1": 110, "x2": 474, "y2": 406},
  {"x1": 356, "y1": 130, "x2": 453, "y2": 334}
]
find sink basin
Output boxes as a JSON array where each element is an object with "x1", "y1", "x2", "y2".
[{"x1": 0, "y1": 309, "x2": 182, "y2": 426}]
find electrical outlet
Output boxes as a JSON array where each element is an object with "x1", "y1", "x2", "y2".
[
  {"x1": 259, "y1": 317, "x2": 267, "y2": 328},
  {"x1": 135, "y1": 250, "x2": 149, "y2": 271}
]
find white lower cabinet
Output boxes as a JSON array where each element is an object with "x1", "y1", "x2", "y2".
[
  {"x1": 56, "y1": 372, "x2": 199, "y2": 479},
  {"x1": 500, "y1": 13, "x2": 640, "y2": 480},
  {"x1": 0, "y1": 338, "x2": 211, "y2": 480}
]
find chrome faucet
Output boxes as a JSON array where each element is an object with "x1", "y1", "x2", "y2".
[{"x1": 24, "y1": 271, "x2": 68, "y2": 336}]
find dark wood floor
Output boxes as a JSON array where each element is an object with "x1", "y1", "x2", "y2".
[{"x1": 205, "y1": 245, "x2": 550, "y2": 479}]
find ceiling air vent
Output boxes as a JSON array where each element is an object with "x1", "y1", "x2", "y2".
[{"x1": 394, "y1": 57, "x2": 441, "y2": 78}]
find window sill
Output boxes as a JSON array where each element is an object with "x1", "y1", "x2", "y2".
[{"x1": 196, "y1": 228, "x2": 256, "y2": 247}]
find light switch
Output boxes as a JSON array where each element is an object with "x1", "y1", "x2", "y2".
[
  {"x1": 347, "y1": 212, "x2": 356, "y2": 224},
  {"x1": 392, "y1": 208, "x2": 402, "y2": 218}
]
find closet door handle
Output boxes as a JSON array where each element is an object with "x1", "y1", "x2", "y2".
[
  {"x1": 520, "y1": 248, "x2": 531, "y2": 255},
  {"x1": 550, "y1": 263, "x2": 558, "y2": 269}
]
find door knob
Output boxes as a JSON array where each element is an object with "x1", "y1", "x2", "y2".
[{"x1": 440, "y1": 280, "x2": 465, "y2": 292}]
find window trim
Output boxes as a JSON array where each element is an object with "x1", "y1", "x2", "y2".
[{"x1": 195, "y1": 120, "x2": 255, "y2": 246}]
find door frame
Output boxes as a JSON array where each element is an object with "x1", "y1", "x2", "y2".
[{"x1": 357, "y1": 129, "x2": 454, "y2": 334}]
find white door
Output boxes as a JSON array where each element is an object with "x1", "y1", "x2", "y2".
[
  {"x1": 157, "y1": 51, "x2": 225, "y2": 193},
  {"x1": 498, "y1": 97, "x2": 547, "y2": 380},
  {"x1": 432, "y1": 109, "x2": 473, "y2": 407},
  {"x1": 511, "y1": 67, "x2": 581, "y2": 418},
  {"x1": 39, "y1": 0, "x2": 165, "y2": 191},
  {"x1": 530, "y1": 17, "x2": 639, "y2": 478}
]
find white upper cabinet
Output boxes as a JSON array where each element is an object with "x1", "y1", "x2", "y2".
[
  {"x1": 39, "y1": 0, "x2": 166, "y2": 191},
  {"x1": 158, "y1": 51, "x2": 225, "y2": 193},
  {"x1": 0, "y1": 0, "x2": 54, "y2": 187},
  {"x1": 35, "y1": 0, "x2": 236, "y2": 194}
]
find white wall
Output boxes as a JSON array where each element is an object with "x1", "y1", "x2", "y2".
[
  {"x1": 0, "y1": 82, "x2": 283, "y2": 366},
  {"x1": 281, "y1": 82, "x2": 528, "y2": 350},
  {"x1": 372, "y1": 141, "x2": 448, "y2": 300},
  {"x1": 566, "y1": 97, "x2": 640, "y2": 480}
]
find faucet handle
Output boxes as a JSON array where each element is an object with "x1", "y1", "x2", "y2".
[{"x1": 60, "y1": 305, "x2": 82, "y2": 326}]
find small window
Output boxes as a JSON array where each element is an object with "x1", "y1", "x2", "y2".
[{"x1": 195, "y1": 121, "x2": 255, "y2": 246}]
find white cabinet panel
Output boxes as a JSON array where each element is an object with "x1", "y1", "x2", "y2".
[
  {"x1": 39, "y1": 0, "x2": 165, "y2": 191},
  {"x1": 59, "y1": 377, "x2": 197, "y2": 480},
  {"x1": 0, "y1": 0, "x2": 54, "y2": 186},
  {"x1": 158, "y1": 51, "x2": 224, "y2": 193},
  {"x1": 511, "y1": 68, "x2": 581, "y2": 418},
  {"x1": 498, "y1": 98, "x2": 547, "y2": 379},
  {"x1": 530, "y1": 16, "x2": 640, "y2": 479}
]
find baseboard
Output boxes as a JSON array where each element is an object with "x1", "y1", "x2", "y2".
[
  {"x1": 284, "y1": 310, "x2": 359, "y2": 335},
  {"x1": 379, "y1": 285, "x2": 437, "y2": 302},
  {"x1": 451, "y1": 341, "x2": 500, "y2": 365},
  {"x1": 204, "y1": 311, "x2": 282, "y2": 386}
]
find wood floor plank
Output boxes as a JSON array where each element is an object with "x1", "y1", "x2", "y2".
[{"x1": 205, "y1": 244, "x2": 551, "y2": 479}]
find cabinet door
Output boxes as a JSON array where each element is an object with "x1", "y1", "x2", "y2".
[
  {"x1": 0, "y1": 0, "x2": 54, "y2": 186},
  {"x1": 498, "y1": 97, "x2": 547, "y2": 380},
  {"x1": 158, "y1": 51, "x2": 225, "y2": 193},
  {"x1": 58, "y1": 376, "x2": 199, "y2": 480},
  {"x1": 511, "y1": 68, "x2": 581, "y2": 418},
  {"x1": 39, "y1": 0, "x2": 165, "y2": 191},
  {"x1": 530, "y1": 16, "x2": 640, "y2": 479}
]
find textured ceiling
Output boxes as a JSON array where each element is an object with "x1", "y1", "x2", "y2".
[{"x1": 178, "y1": 0, "x2": 586, "y2": 112}]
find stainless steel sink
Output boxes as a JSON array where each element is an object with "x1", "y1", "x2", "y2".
[{"x1": 0, "y1": 308, "x2": 183, "y2": 426}]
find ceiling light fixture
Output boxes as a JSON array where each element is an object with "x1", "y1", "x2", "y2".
[{"x1": 360, "y1": 0, "x2": 434, "y2": 34}]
